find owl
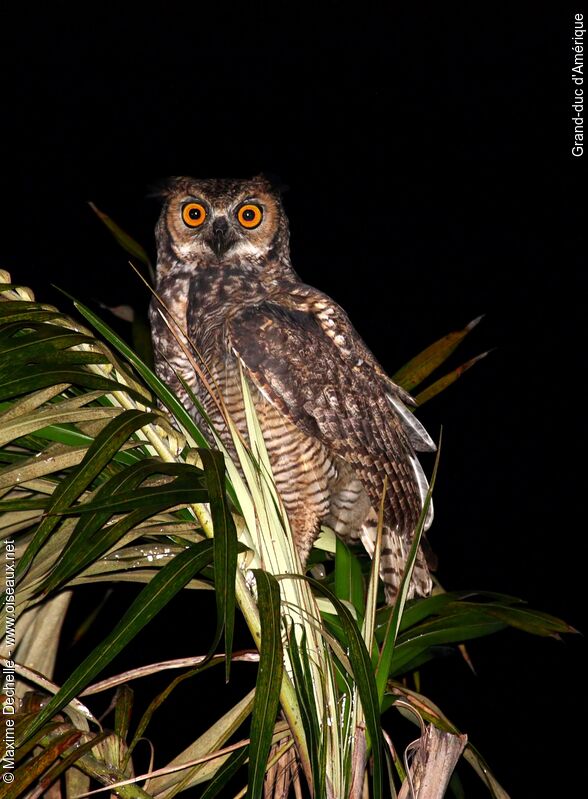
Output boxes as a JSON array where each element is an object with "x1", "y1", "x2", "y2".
[{"x1": 149, "y1": 175, "x2": 436, "y2": 602}]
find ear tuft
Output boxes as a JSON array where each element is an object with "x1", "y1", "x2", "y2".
[
  {"x1": 256, "y1": 172, "x2": 290, "y2": 194},
  {"x1": 146, "y1": 176, "x2": 189, "y2": 200}
]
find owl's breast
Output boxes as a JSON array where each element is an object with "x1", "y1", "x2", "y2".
[{"x1": 185, "y1": 265, "x2": 270, "y2": 368}]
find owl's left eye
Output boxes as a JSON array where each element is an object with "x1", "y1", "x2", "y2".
[
  {"x1": 182, "y1": 202, "x2": 207, "y2": 228},
  {"x1": 236, "y1": 203, "x2": 263, "y2": 229}
]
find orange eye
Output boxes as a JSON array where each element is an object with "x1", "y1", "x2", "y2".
[
  {"x1": 237, "y1": 203, "x2": 263, "y2": 229},
  {"x1": 181, "y1": 202, "x2": 207, "y2": 228}
]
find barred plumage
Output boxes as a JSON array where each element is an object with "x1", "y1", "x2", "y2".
[{"x1": 150, "y1": 175, "x2": 436, "y2": 602}]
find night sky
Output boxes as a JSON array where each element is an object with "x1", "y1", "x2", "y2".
[{"x1": 1, "y1": 5, "x2": 584, "y2": 795}]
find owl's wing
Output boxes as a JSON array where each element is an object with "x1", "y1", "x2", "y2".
[
  {"x1": 268, "y1": 282, "x2": 435, "y2": 454},
  {"x1": 227, "y1": 293, "x2": 434, "y2": 537}
]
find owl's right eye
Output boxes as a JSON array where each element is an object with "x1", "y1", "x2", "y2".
[{"x1": 181, "y1": 202, "x2": 207, "y2": 228}]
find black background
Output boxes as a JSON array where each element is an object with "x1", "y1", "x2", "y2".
[{"x1": 1, "y1": 5, "x2": 584, "y2": 796}]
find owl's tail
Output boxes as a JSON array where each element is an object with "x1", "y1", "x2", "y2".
[
  {"x1": 360, "y1": 493, "x2": 433, "y2": 604},
  {"x1": 381, "y1": 535, "x2": 433, "y2": 603},
  {"x1": 378, "y1": 392, "x2": 435, "y2": 600}
]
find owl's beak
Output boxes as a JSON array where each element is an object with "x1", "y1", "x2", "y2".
[{"x1": 209, "y1": 217, "x2": 232, "y2": 257}]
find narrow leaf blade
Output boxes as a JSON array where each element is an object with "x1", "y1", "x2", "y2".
[
  {"x1": 247, "y1": 570, "x2": 283, "y2": 799},
  {"x1": 392, "y1": 316, "x2": 483, "y2": 391},
  {"x1": 414, "y1": 351, "x2": 491, "y2": 406},
  {"x1": 89, "y1": 202, "x2": 154, "y2": 277},
  {"x1": 199, "y1": 447, "x2": 238, "y2": 681},
  {"x1": 20, "y1": 539, "x2": 214, "y2": 743}
]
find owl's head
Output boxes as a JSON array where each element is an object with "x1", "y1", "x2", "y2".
[{"x1": 156, "y1": 175, "x2": 291, "y2": 268}]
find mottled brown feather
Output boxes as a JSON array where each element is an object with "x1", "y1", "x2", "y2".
[{"x1": 150, "y1": 175, "x2": 436, "y2": 602}]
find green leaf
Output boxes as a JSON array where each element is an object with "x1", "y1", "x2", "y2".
[
  {"x1": 73, "y1": 299, "x2": 211, "y2": 450},
  {"x1": 199, "y1": 447, "x2": 238, "y2": 681},
  {"x1": 375, "y1": 590, "x2": 526, "y2": 640},
  {"x1": 40, "y1": 461, "x2": 208, "y2": 595},
  {"x1": 375, "y1": 436, "x2": 441, "y2": 705},
  {"x1": 247, "y1": 570, "x2": 283, "y2": 799},
  {"x1": 34, "y1": 729, "x2": 114, "y2": 798},
  {"x1": 7, "y1": 423, "x2": 94, "y2": 451},
  {"x1": 335, "y1": 537, "x2": 365, "y2": 617},
  {"x1": 0, "y1": 405, "x2": 120, "y2": 448},
  {"x1": 0, "y1": 365, "x2": 143, "y2": 403},
  {"x1": 0, "y1": 301, "x2": 66, "y2": 325},
  {"x1": 0, "y1": 497, "x2": 51, "y2": 511},
  {"x1": 58, "y1": 474, "x2": 208, "y2": 514},
  {"x1": 13, "y1": 409, "x2": 158, "y2": 583},
  {"x1": 0, "y1": 321, "x2": 95, "y2": 356},
  {"x1": 0, "y1": 382, "x2": 70, "y2": 423},
  {"x1": 9, "y1": 721, "x2": 64, "y2": 766},
  {"x1": 0, "y1": 728, "x2": 83, "y2": 799},
  {"x1": 287, "y1": 574, "x2": 384, "y2": 799},
  {"x1": 392, "y1": 618, "x2": 506, "y2": 675},
  {"x1": 19, "y1": 538, "x2": 214, "y2": 744},
  {"x1": 392, "y1": 316, "x2": 483, "y2": 391},
  {"x1": 74, "y1": 298, "x2": 243, "y2": 516},
  {"x1": 451, "y1": 602, "x2": 577, "y2": 638},
  {"x1": 414, "y1": 351, "x2": 491, "y2": 406},
  {"x1": 374, "y1": 593, "x2": 577, "y2": 677},
  {"x1": 377, "y1": 592, "x2": 467, "y2": 640},
  {"x1": 287, "y1": 624, "x2": 325, "y2": 796},
  {"x1": 89, "y1": 202, "x2": 154, "y2": 279},
  {"x1": 287, "y1": 625, "x2": 325, "y2": 797}
]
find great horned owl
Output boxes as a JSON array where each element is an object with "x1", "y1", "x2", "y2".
[{"x1": 149, "y1": 175, "x2": 436, "y2": 602}]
